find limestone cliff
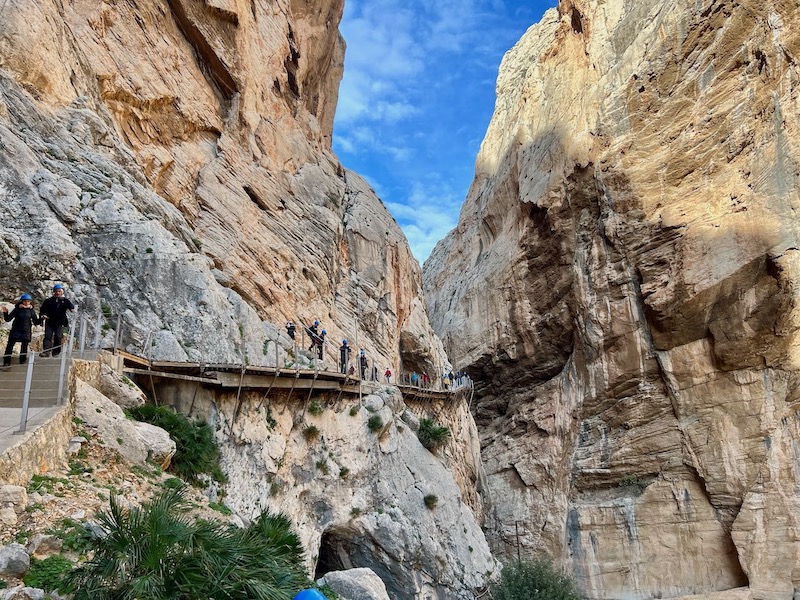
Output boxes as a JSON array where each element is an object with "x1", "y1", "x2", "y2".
[
  {"x1": 0, "y1": 0, "x2": 442, "y2": 375},
  {"x1": 425, "y1": 1, "x2": 800, "y2": 598},
  {"x1": 158, "y1": 379, "x2": 493, "y2": 599}
]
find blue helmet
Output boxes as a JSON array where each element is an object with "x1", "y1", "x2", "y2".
[
  {"x1": 293, "y1": 591, "x2": 327, "y2": 600},
  {"x1": 53, "y1": 284, "x2": 64, "y2": 291},
  {"x1": 321, "y1": 329, "x2": 326, "y2": 334},
  {"x1": 314, "y1": 320, "x2": 319, "y2": 326},
  {"x1": 20, "y1": 294, "x2": 32, "y2": 301},
  {"x1": 342, "y1": 339, "x2": 347, "y2": 345}
]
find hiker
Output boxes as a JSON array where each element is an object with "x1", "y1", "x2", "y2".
[
  {"x1": 411, "y1": 371, "x2": 418, "y2": 386},
  {"x1": 422, "y1": 371, "x2": 430, "y2": 388},
  {"x1": 308, "y1": 320, "x2": 320, "y2": 352},
  {"x1": 384, "y1": 367, "x2": 392, "y2": 384},
  {"x1": 286, "y1": 321, "x2": 296, "y2": 340},
  {"x1": 359, "y1": 349, "x2": 368, "y2": 379},
  {"x1": 371, "y1": 364, "x2": 378, "y2": 381},
  {"x1": 2, "y1": 294, "x2": 41, "y2": 367},
  {"x1": 39, "y1": 283, "x2": 75, "y2": 357},
  {"x1": 317, "y1": 329, "x2": 326, "y2": 359},
  {"x1": 339, "y1": 339, "x2": 351, "y2": 374}
]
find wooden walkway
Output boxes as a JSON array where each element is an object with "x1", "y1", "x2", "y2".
[{"x1": 118, "y1": 350, "x2": 460, "y2": 401}]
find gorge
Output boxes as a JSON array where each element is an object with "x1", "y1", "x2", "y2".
[{"x1": 1, "y1": 0, "x2": 800, "y2": 598}]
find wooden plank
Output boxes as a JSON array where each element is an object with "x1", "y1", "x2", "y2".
[
  {"x1": 210, "y1": 372, "x2": 345, "y2": 390},
  {"x1": 123, "y1": 368, "x2": 220, "y2": 385},
  {"x1": 116, "y1": 350, "x2": 151, "y2": 368}
]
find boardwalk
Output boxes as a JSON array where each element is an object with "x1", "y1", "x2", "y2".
[{"x1": 117, "y1": 350, "x2": 461, "y2": 402}]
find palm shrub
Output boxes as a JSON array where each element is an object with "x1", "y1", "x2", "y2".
[
  {"x1": 417, "y1": 418, "x2": 450, "y2": 451},
  {"x1": 63, "y1": 488, "x2": 309, "y2": 599},
  {"x1": 127, "y1": 404, "x2": 224, "y2": 483},
  {"x1": 490, "y1": 559, "x2": 580, "y2": 600}
]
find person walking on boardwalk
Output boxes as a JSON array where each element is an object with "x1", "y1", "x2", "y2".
[
  {"x1": 308, "y1": 320, "x2": 320, "y2": 352},
  {"x1": 339, "y1": 339, "x2": 351, "y2": 374},
  {"x1": 411, "y1": 371, "x2": 418, "y2": 386},
  {"x1": 371, "y1": 364, "x2": 378, "y2": 381},
  {"x1": 286, "y1": 321, "x2": 296, "y2": 340},
  {"x1": 2, "y1": 294, "x2": 41, "y2": 367},
  {"x1": 317, "y1": 329, "x2": 326, "y2": 359},
  {"x1": 359, "y1": 349, "x2": 368, "y2": 380},
  {"x1": 39, "y1": 284, "x2": 75, "y2": 357},
  {"x1": 384, "y1": 367, "x2": 392, "y2": 384}
]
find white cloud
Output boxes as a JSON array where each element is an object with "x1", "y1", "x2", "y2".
[{"x1": 385, "y1": 178, "x2": 462, "y2": 261}]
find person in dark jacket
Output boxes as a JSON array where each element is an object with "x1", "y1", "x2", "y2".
[
  {"x1": 39, "y1": 284, "x2": 75, "y2": 357},
  {"x1": 2, "y1": 294, "x2": 41, "y2": 366},
  {"x1": 359, "y1": 349, "x2": 368, "y2": 380},
  {"x1": 339, "y1": 339, "x2": 351, "y2": 374}
]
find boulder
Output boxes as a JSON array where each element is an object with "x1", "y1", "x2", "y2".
[
  {"x1": 132, "y1": 421, "x2": 176, "y2": 469},
  {"x1": 317, "y1": 568, "x2": 390, "y2": 600},
  {"x1": 1, "y1": 587, "x2": 45, "y2": 600},
  {"x1": 26, "y1": 534, "x2": 63, "y2": 559},
  {"x1": 74, "y1": 378, "x2": 148, "y2": 464},
  {"x1": 97, "y1": 363, "x2": 146, "y2": 409},
  {"x1": 0, "y1": 543, "x2": 30, "y2": 577}
]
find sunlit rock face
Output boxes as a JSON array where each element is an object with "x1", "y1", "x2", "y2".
[
  {"x1": 424, "y1": 1, "x2": 800, "y2": 598},
  {"x1": 0, "y1": 0, "x2": 443, "y2": 374}
]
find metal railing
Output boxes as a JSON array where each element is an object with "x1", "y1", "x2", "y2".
[
  {"x1": 1, "y1": 308, "x2": 474, "y2": 436},
  {"x1": 0, "y1": 311, "x2": 106, "y2": 435}
]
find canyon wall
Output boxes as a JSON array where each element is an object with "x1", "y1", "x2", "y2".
[
  {"x1": 0, "y1": 0, "x2": 443, "y2": 374},
  {"x1": 425, "y1": 1, "x2": 800, "y2": 598},
  {"x1": 157, "y1": 380, "x2": 494, "y2": 599}
]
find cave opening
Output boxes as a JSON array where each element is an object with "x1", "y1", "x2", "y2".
[{"x1": 314, "y1": 528, "x2": 358, "y2": 580}]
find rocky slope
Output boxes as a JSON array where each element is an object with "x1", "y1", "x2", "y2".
[
  {"x1": 424, "y1": 1, "x2": 800, "y2": 598},
  {"x1": 0, "y1": 0, "x2": 443, "y2": 375}
]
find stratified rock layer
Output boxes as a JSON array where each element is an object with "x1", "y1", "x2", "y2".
[
  {"x1": 424, "y1": 1, "x2": 800, "y2": 598},
  {"x1": 0, "y1": 0, "x2": 443, "y2": 375}
]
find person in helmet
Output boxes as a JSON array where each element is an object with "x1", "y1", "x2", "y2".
[
  {"x1": 359, "y1": 348, "x2": 368, "y2": 380},
  {"x1": 39, "y1": 283, "x2": 75, "y2": 357},
  {"x1": 308, "y1": 319, "x2": 320, "y2": 352},
  {"x1": 2, "y1": 293, "x2": 41, "y2": 366},
  {"x1": 339, "y1": 339, "x2": 351, "y2": 374},
  {"x1": 286, "y1": 321, "x2": 296, "y2": 340},
  {"x1": 317, "y1": 329, "x2": 326, "y2": 359}
]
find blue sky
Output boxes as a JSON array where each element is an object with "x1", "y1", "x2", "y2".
[{"x1": 333, "y1": 0, "x2": 558, "y2": 263}]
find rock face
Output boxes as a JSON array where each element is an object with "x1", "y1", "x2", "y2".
[
  {"x1": 169, "y1": 381, "x2": 494, "y2": 600},
  {"x1": 0, "y1": 0, "x2": 443, "y2": 375},
  {"x1": 425, "y1": 1, "x2": 800, "y2": 598}
]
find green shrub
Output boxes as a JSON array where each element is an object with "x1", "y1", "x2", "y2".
[
  {"x1": 62, "y1": 488, "x2": 308, "y2": 599},
  {"x1": 23, "y1": 555, "x2": 73, "y2": 592},
  {"x1": 308, "y1": 400, "x2": 324, "y2": 416},
  {"x1": 315, "y1": 459, "x2": 329, "y2": 475},
  {"x1": 127, "y1": 404, "x2": 224, "y2": 484},
  {"x1": 348, "y1": 405, "x2": 359, "y2": 417},
  {"x1": 618, "y1": 474, "x2": 650, "y2": 495},
  {"x1": 423, "y1": 494, "x2": 438, "y2": 510},
  {"x1": 367, "y1": 415, "x2": 383, "y2": 432},
  {"x1": 489, "y1": 559, "x2": 580, "y2": 600},
  {"x1": 417, "y1": 418, "x2": 451, "y2": 451},
  {"x1": 162, "y1": 477, "x2": 185, "y2": 490},
  {"x1": 339, "y1": 466, "x2": 350, "y2": 480}
]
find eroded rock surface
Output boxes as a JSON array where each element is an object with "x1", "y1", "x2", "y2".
[
  {"x1": 170, "y1": 382, "x2": 494, "y2": 600},
  {"x1": 0, "y1": 0, "x2": 443, "y2": 374},
  {"x1": 425, "y1": 1, "x2": 800, "y2": 598}
]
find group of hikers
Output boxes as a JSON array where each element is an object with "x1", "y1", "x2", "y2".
[
  {"x1": 283, "y1": 319, "x2": 469, "y2": 390},
  {"x1": 285, "y1": 320, "x2": 394, "y2": 383},
  {"x1": 2, "y1": 284, "x2": 75, "y2": 367}
]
